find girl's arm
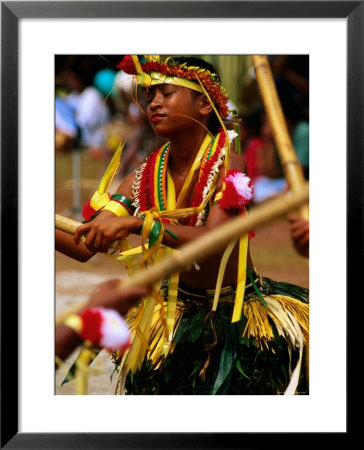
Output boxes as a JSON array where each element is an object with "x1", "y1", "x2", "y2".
[
  {"x1": 56, "y1": 228, "x2": 95, "y2": 262},
  {"x1": 56, "y1": 170, "x2": 136, "y2": 260}
]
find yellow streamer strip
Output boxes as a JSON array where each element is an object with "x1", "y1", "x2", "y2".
[
  {"x1": 162, "y1": 172, "x2": 180, "y2": 354},
  {"x1": 175, "y1": 133, "x2": 212, "y2": 209},
  {"x1": 231, "y1": 233, "x2": 249, "y2": 323},
  {"x1": 119, "y1": 238, "x2": 140, "y2": 276},
  {"x1": 163, "y1": 250, "x2": 179, "y2": 354},
  {"x1": 125, "y1": 248, "x2": 166, "y2": 373},
  {"x1": 195, "y1": 75, "x2": 230, "y2": 172},
  {"x1": 89, "y1": 141, "x2": 125, "y2": 210},
  {"x1": 140, "y1": 209, "x2": 165, "y2": 267},
  {"x1": 212, "y1": 238, "x2": 238, "y2": 311},
  {"x1": 76, "y1": 345, "x2": 93, "y2": 395},
  {"x1": 96, "y1": 141, "x2": 124, "y2": 194},
  {"x1": 166, "y1": 169, "x2": 176, "y2": 211},
  {"x1": 117, "y1": 244, "x2": 148, "y2": 260},
  {"x1": 131, "y1": 55, "x2": 143, "y2": 75}
]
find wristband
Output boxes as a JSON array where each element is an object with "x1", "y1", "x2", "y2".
[
  {"x1": 102, "y1": 194, "x2": 136, "y2": 217},
  {"x1": 111, "y1": 194, "x2": 135, "y2": 214},
  {"x1": 82, "y1": 192, "x2": 111, "y2": 221}
]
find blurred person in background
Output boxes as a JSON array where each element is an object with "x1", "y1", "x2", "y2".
[
  {"x1": 55, "y1": 96, "x2": 78, "y2": 151},
  {"x1": 288, "y1": 214, "x2": 309, "y2": 258},
  {"x1": 269, "y1": 55, "x2": 309, "y2": 121},
  {"x1": 56, "y1": 56, "x2": 112, "y2": 159},
  {"x1": 240, "y1": 109, "x2": 286, "y2": 204},
  {"x1": 240, "y1": 54, "x2": 309, "y2": 189}
]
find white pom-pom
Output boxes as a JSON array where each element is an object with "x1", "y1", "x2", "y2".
[
  {"x1": 226, "y1": 172, "x2": 253, "y2": 202},
  {"x1": 98, "y1": 308, "x2": 131, "y2": 351}
]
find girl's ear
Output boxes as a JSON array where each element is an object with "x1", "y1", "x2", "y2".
[{"x1": 198, "y1": 94, "x2": 213, "y2": 117}]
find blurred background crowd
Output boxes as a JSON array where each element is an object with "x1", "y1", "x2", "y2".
[{"x1": 55, "y1": 54, "x2": 309, "y2": 209}]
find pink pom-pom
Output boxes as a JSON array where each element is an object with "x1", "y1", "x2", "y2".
[
  {"x1": 219, "y1": 170, "x2": 253, "y2": 212},
  {"x1": 80, "y1": 308, "x2": 131, "y2": 353}
]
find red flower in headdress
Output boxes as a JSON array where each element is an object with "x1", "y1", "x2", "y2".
[{"x1": 116, "y1": 56, "x2": 137, "y2": 74}]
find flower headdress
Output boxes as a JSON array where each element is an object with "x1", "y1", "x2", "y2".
[{"x1": 116, "y1": 55, "x2": 230, "y2": 118}]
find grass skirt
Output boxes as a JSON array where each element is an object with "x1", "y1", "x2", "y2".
[{"x1": 124, "y1": 277, "x2": 309, "y2": 395}]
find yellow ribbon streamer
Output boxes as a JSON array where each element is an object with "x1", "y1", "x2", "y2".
[
  {"x1": 125, "y1": 248, "x2": 166, "y2": 373},
  {"x1": 212, "y1": 238, "x2": 238, "y2": 311},
  {"x1": 140, "y1": 208, "x2": 165, "y2": 268},
  {"x1": 162, "y1": 172, "x2": 180, "y2": 354},
  {"x1": 76, "y1": 345, "x2": 94, "y2": 395},
  {"x1": 119, "y1": 238, "x2": 141, "y2": 276},
  {"x1": 174, "y1": 133, "x2": 212, "y2": 209},
  {"x1": 163, "y1": 250, "x2": 179, "y2": 354},
  {"x1": 194, "y1": 75, "x2": 231, "y2": 172},
  {"x1": 89, "y1": 141, "x2": 125, "y2": 210},
  {"x1": 232, "y1": 233, "x2": 249, "y2": 323}
]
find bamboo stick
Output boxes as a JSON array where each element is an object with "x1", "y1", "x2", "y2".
[
  {"x1": 56, "y1": 214, "x2": 81, "y2": 235},
  {"x1": 55, "y1": 185, "x2": 308, "y2": 326},
  {"x1": 251, "y1": 55, "x2": 309, "y2": 219}
]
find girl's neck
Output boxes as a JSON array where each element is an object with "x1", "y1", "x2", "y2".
[{"x1": 168, "y1": 127, "x2": 209, "y2": 171}]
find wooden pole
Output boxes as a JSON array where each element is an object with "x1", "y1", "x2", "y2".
[
  {"x1": 55, "y1": 185, "x2": 309, "y2": 326},
  {"x1": 251, "y1": 55, "x2": 309, "y2": 220},
  {"x1": 56, "y1": 214, "x2": 81, "y2": 235}
]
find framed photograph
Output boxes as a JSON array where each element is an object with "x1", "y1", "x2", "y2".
[{"x1": 1, "y1": 1, "x2": 360, "y2": 448}]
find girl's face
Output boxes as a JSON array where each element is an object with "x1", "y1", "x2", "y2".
[{"x1": 146, "y1": 84, "x2": 202, "y2": 138}]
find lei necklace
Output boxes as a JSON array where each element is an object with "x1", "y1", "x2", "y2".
[{"x1": 132, "y1": 131, "x2": 227, "y2": 224}]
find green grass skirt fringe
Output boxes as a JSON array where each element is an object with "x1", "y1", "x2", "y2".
[{"x1": 124, "y1": 277, "x2": 309, "y2": 395}]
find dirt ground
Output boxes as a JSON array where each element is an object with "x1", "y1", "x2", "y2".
[{"x1": 55, "y1": 150, "x2": 309, "y2": 395}]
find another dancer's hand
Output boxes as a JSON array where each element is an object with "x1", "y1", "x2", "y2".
[
  {"x1": 56, "y1": 279, "x2": 149, "y2": 362},
  {"x1": 74, "y1": 216, "x2": 143, "y2": 253},
  {"x1": 288, "y1": 214, "x2": 309, "y2": 258},
  {"x1": 85, "y1": 278, "x2": 149, "y2": 315}
]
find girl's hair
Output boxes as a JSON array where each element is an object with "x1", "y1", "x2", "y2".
[
  {"x1": 172, "y1": 56, "x2": 224, "y2": 134},
  {"x1": 171, "y1": 57, "x2": 221, "y2": 83}
]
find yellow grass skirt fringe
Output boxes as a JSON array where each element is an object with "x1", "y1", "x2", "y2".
[{"x1": 114, "y1": 281, "x2": 309, "y2": 395}]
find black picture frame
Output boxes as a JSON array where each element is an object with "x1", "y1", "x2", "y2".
[{"x1": 1, "y1": 1, "x2": 360, "y2": 448}]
